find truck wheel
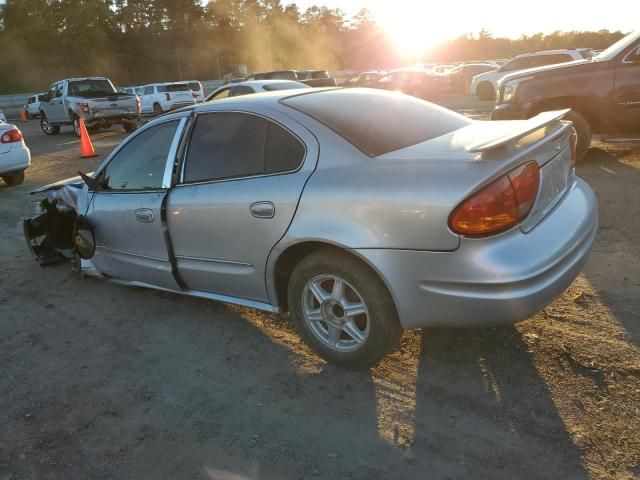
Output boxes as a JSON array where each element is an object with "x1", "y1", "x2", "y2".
[
  {"x1": 564, "y1": 110, "x2": 592, "y2": 160},
  {"x1": 2, "y1": 170, "x2": 25, "y2": 186},
  {"x1": 477, "y1": 82, "x2": 495, "y2": 100},
  {"x1": 153, "y1": 103, "x2": 163, "y2": 116},
  {"x1": 72, "y1": 115, "x2": 82, "y2": 138},
  {"x1": 123, "y1": 121, "x2": 138, "y2": 133},
  {"x1": 288, "y1": 248, "x2": 401, "y2": 369},
  {"x1": 40, "y1": 115, "x2": 60, "y2": 136}
]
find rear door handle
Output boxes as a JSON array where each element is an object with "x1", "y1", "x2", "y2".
[
  {"x1": 249, "y1": 201, "x2": 275, "y2": 219},
  {"x1": 135, "y1": 208, "x2": 154, "y2": 223}
]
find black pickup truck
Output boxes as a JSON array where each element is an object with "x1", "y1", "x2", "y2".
[{"x1": 492, "y1": 30, "x2": 640, "y2": 159}]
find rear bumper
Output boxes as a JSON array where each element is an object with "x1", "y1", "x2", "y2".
[
  {"x1": 0, "y1": 146, "x2": 30, "y2": 175},
  {"x1": 356, "y1": 178, "x2": 598, "y2": 328},
  {"x1": 86, "y1": 114, "x2": 139, "y2": 125},
  {"x1": 491, "y1": 103, "x2": 529, "y2": 120}
]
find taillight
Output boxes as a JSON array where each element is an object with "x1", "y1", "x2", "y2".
[
  {"x1": 135, "y1": 98, "x2": 141, "y2": 113},
  {"x1": 80, "y1": 103, "x2": 90, "y2": 115},
  {"x1": 192, "y1": 91, "x2": 197, "y2": 98},
  {"x1": 449, "y1": 161, "x2": 540, "y2": 237},
  {"x1": 165, "y1": 93, "x2": 171, "y2": 101},
  {"x1": 1, "y1": 128, "x2": 23, "y2": 144},
  {"x1": 569, "y1": 128, "x2": 578, "y2": 168}
]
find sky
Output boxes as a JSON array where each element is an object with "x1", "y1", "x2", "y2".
[{"x1": 296, "y1": 0, "x2": 637, "y2": 53}]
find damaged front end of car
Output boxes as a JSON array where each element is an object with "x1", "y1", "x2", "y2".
[{"x1": 22, "y1": 175, "x2": 98, "y2": 274}]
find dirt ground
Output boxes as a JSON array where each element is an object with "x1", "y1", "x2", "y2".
[{"x1": 1, "y1": 99, "x2": 639, "y2": 480}]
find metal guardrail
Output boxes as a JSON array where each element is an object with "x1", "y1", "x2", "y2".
[{"x1": 0, "y1": 93, "x2": 37, "y2": 109}]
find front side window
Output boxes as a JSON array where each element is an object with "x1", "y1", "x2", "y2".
[
  {"x1": 624, "y1": 46, "x2": 640, "y2": 63},
  {"x1": 230, "y1": 85, "x2": 254, "y2": 97},
  {"x1": 100, "y1": 121, "x2": 179, "y2": 190},
  {"x1": 209, "y1": 88, "x2": 231, "y2": 101}
]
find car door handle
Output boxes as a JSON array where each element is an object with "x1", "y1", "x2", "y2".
[
  {"x1": 135, "y1": 208, "x2": 155, "y2": 223},
  {"x1": 249, "y1": 201, "x2": 275, "y2": 219}
]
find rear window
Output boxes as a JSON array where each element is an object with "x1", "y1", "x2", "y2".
[
  {"x1": 281, "y1": 89, "x2": 471, "y2": 156},
  {"x1": 187, "y1": 82, "x2": 202, "y2": 91},
  {"x1": 157, "y1": 84, "x2": 191, "y2": 92},
  {"x1": 263, "y1": 82, "x2": 308, "y2": 91},
  {"x1": 68, "y1": 79, "x2": 116, "y2": 95}
]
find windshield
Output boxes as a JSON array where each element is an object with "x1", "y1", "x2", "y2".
[
  {"x1": 595, "y1": 31, "x2": 640, "y2": 61},
  {"x1": 158, "y1": 84, "x2": 191, "y2": 92},
  {"x1": 68, "y1": 79, "x2": 116, "y2": 95}
]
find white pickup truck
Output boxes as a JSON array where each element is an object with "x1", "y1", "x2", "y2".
[{"x1": 39, "y1": 77, "x2": 140, "y2": 137}]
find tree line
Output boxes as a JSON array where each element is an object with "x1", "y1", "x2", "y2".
[{"x1": 0, "y1": 0, "x2": 628, "y2": 93}]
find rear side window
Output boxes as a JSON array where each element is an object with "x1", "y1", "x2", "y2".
[
  {"x1": 265, "y1": 122, "x2": 305, "y2": 173},
  {"x1": 188, "y1": 82, "x2": 201, "y2": 91},
  {"x1": 184, "y1": 113, "x2": 267, "y2": 182},
  {"x1": 183, "y1": 113, "x2": 305, "y2": 182},
  {"x1": 282, "y1": 89, "x2": 471, "y2": 156},
  {"x1": 531, "y1": 54, "x2": 573, "y2": 67}
]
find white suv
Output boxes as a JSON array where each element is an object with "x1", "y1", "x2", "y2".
[
  {"x1": 470, "y1": 49, "x2": 593, "y2": 100},
  {"x1": 136, "y1": 82, "x2": 196, "y2": 115}
]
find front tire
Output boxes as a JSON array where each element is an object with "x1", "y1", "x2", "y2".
[
  {"x1": 288, "y1": 249, "x2": 401, "y2": 369},
  {"x1": 477, "y1": 82, "x2": 495, "y2": 101},
  {"x1": 2, "y1": 170, "x2": 25, "y2": 186},
  {"x1": 123, "y1": 121, "x2": 138, "y2": 133},
  {"x1": 40, "y1": 114, "x2": 60, "y2": 135},
  {"x1": 563, "y1": 110, "x2": 592, "y2": 160},
  {"x1": 72, "y1": 115, "x2": 81, "y2": 137}
]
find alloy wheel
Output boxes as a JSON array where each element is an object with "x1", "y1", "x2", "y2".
[{"x1": 302, "y1": 274, "x2": 370, "y2": 352}]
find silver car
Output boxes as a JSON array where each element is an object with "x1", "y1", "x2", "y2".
[{"x1": 24, "y1": 88, "x2": 598, "y2": 368}]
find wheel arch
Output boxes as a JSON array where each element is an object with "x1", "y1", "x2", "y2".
[
  {"x1": 270, "y1": 240, "x2": 399, "y2": 318},
  {"x1": 527, "y1": 95, "x2": 601, "y2": 133}
]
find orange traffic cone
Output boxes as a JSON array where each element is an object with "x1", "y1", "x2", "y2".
[
  {"x1": 79, "y1": 118, "x2": 97, "y2": 158},
  {"x1": 20, "y1": 108, "x2": 27, "y2": 122}
]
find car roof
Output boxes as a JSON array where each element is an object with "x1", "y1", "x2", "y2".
[
  {"x1": 141, "y1": 81, "x2": 190, "y2": 87},
  {"x1": 219, "y1": 79, "x2": 306, "y2": 88}
]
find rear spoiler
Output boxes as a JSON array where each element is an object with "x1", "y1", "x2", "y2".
[{"x1": 466, "y1": 109, "x2": 570, "y2": 153}]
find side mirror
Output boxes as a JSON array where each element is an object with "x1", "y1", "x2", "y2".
[
  {"x1": 79, "y1": 171, "x2": 103, "y2": 192},
  {"x1": 73, "y1": 215, "x2": 96, "y2": 259}
]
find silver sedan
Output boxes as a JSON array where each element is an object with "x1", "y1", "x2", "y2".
[{"x1": 24, "y1": 88, "x2": 598, "y2": 368}]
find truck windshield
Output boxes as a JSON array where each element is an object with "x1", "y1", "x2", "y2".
[
  {"x1": 68, "y1": 79, "x2": 116, "y2": 96},
  {"x1": 594, "y1": 31, "x2": 640, "y2": 61}
]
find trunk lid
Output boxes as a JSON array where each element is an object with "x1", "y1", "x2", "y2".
[{"x1": 377, "y1": 112, "x2": 575, "y2": 236}]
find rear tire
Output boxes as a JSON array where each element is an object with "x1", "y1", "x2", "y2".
[
  {"x1": 477, "y1": 82, "x2": 495, "y2": 101},
  {"x1": 287, "y1": 248, "x2": 401, "y2": 369},
  {"x1": 2, "y1": 170, "x2": 25, "y2": 186},
  {"x1": 563, "y1": 110, "x2": 592, "y2": 160},
  {"x1": 40, "y1": 114, "x2": 60, "y2": 135},
  {"x1": 153, "y1": 103, "x2": 163, "y2": 116}
]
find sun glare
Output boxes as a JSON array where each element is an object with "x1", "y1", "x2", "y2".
[{"x1": 380, "y1": 5, "x2": 448, "y2": 58}]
